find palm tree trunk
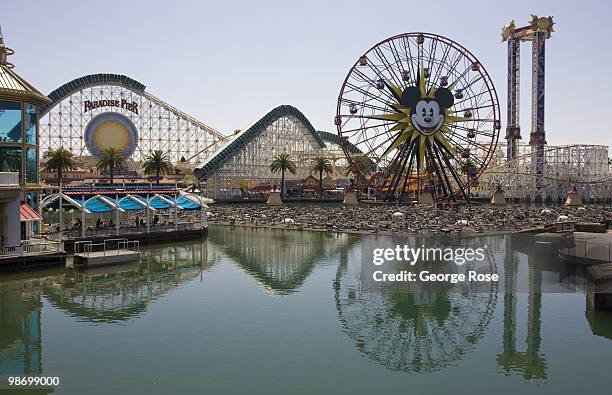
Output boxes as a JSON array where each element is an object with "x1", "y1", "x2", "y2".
[
  {"x1": 110, "y1": 164, "x2": 114, "y2": 184},
  {"x1": 319, "y1": 170, "x2": 323, "y2": 199},
  {"x1": 58, "y1": 168, "x2": 63, "y2": 187},
  {"x1": 156, "y1": 168, "x2": 160, "y2": 184},
  {"x1": 281, "y1": 168, "x2": 285, "y2": 198}
]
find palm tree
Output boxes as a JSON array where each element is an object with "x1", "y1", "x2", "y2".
[
  {"x1": 270, "y1": 153, "x2": 297, "y2": 197},
  {"x1": 143, "y1": 150, "x2": 173, "y2": 184},
  {"x1": 96, "y1": 148, "x2": 127, "y2": 184},
  {"x1": 311, "y1": 156, "x2": 333, "y2": 198},
  {"x1": 43, "y1": 147, "x2": 75, "y2": 185}
]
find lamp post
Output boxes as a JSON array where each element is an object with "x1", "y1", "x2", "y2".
[
  {"x1": 115, "y1": 188, "x2": 124, "y2": 236},
  {"x1": 198, "y1": 179, "x2": 206, "y2": 229},
  {"x1": 58, "y1": 180, "x2": 63, "y2": 238},
  {"x1": 174, "y1": 181, "x2": 178, "y2": 232},
  {"x1": 147, "y1": 182, "x2": 151, "y2": 234},
  {"x1": 81, "y1": 193, "x2": 85, "y2": 239}
]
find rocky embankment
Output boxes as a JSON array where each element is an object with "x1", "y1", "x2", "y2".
[{"x1": 207, "y1": 204, "x2": 612, "y2": 236}]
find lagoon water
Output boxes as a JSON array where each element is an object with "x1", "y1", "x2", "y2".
[{"x1": 1, "y1": 225, "x2": 612, "y2": 394}]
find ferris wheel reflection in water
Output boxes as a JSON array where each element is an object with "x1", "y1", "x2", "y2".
[
  {"x1": 2, "y1": 228, "x2": 611, "y2": 381},
  {"x1": 334, "y1": 235, "x2": 498, "y2": 373}
]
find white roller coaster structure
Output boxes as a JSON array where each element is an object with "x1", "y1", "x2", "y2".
[
  {"x1": 476, "y1": 143, "x2": 611, "y2": 202},
  {"x1": 38, "y1": 74, "x2": 227, "y2": 165}
]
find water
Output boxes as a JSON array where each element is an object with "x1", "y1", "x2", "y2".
[{"x1": 1, "y1": 225, "x2": 612, "y2": 394}]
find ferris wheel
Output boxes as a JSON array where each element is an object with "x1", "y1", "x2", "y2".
[{"x1": 336, "y1": 33, "x2": 501, "y2": 202}]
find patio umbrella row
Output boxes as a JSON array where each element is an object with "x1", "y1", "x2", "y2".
[{"x1": 41, "y1": 193, "x2": 203, "y2": 213}]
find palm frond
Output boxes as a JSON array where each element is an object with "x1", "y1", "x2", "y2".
[
  {"x1": 310, "y1": 156, "x2": 333, "y2": 175},
  {"x1": 42, "y1": 147, "x2": 75, "y2": 173},
  {"x1": 270, "y1": 153, "x2": 297, "y2": 174}
]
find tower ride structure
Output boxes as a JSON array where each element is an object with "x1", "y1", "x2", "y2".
[{"x1": 502, "y1": 15, "x2": 554, "y2": 201}]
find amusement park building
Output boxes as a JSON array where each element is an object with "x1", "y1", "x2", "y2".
[
  {"x1": 35, "y1": 69, "x2": 612, "y2": 203},
  {"x1": 0, "y1": 29, "x2": 49, "y2": 248}
]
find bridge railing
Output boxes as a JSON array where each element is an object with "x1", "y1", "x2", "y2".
[{"x1": 544, "y1": 221, "x2": 575, "y2": 233}]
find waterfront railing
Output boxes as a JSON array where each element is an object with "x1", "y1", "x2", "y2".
[
  {"x1": 74, "y1": 238, "x2": 140, "y2": 257},
  {"x1": 46, "y1": 222, "x2": 205, "y2": 240},
  {"x1": 559, "y1": 238, "x2": 612, "y2": 263},
  {"x1": 0, "y1": 239, "x2": 64, "y2": 258}
]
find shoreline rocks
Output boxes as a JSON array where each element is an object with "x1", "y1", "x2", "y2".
[{"x1": 206, "y1": 204, "x2": 612, "y2": 237}]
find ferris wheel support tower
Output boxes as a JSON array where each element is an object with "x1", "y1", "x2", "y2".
[{"x1": 502, "y1": 15, "x2": 554, "y2": 201}]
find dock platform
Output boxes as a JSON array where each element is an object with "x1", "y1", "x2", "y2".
[
  {"x1": 0, "y1": 239, "x2": 66, "y2": 271},
  {"x1": 74, "y1": 239, "x2": 141, "y2": 268},
  {"x1": 558, "y1": 230, "x2": 612, "y2": 265},
  {"x1": 58, "y1": 226, "x2": 206, "y2": 253}
]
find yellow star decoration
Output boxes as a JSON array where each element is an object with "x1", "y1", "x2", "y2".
[{"x1": 367, "y1": 67, "x2": 467, "y2": 168}]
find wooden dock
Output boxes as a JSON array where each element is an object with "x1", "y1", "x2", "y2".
[{"x1": 73, "y1": 239, "x2": 140, "y2": 268}]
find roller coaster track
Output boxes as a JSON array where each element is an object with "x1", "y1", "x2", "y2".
[
  {"x1": 481, "y1": 144, "x2": 611, "y2": 183},
  {"x1": 477, "y1": 143, "x2": 611, "y2": 199},
  {"x1": 40, "y1": 73, "x2": 224, "y2": 138},
  {"x1": 481, "y1": 170, "x2": 612, "y2": 185}
]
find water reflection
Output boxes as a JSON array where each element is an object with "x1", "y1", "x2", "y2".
[
  {"x1": 0, "y1": 242, "x2": 218, "y2": 382},
  {"x1": 0, "y1": 273, "x2": 54, "y2": 393},
  {"x1": 1, "y1": 228, "x2": 611, "y2": 387},
  {"x1": 334, "y1": 233, "x2": 608, "y2": 378},
  {"x1": 43, "y1": 242, "x2": 219, "y2": 323},
  {"x1": 208, "y1": 226, "x2": 357, "y2": 294},
  {"x1": 586, "y1": 303, "x2": 612, "y2": 340},
  {"x1": 497, "y1": 236, "x2": 547, "y2": 380},
  {"x1": 334, "y1": 236, "x2": 498, "y2": 373},
  {"x1": 0, "y1": 279, "x2": 43, "y2": 374}
]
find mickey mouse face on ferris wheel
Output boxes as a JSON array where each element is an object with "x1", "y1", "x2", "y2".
[{"x1": 400, "y1": 86, "x2": 454, "y2": 136}]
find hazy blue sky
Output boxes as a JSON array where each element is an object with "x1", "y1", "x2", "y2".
[{"x1": 3, "y1": 0, "x2": 611, "y2": 146}]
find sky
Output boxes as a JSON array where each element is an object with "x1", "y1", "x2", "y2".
[{"x1": 2, "y1": 0, "x2": 611, "y2": 147}]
